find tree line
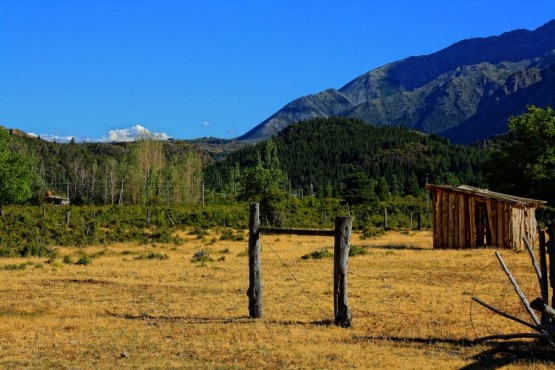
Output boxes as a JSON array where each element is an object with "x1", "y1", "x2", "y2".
[
  {"x1": 1, "y1": 131, "x2": 204, "y2": 208},
  {"x1": 205, "y1": 117, "x2": 487, "y2": 203},
  {"x1": 1, "y1": 108, "x2": 553, "y2": 222}
]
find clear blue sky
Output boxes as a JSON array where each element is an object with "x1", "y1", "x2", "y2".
[{"x1": 1, "y1": 0, "x2": 553, "y2": 141}]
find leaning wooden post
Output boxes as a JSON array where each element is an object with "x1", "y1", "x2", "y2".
[
  {"x1": 247, "y1": 203, "x2": 262, "y2": 318},
  {"x1": 550, "y1": 220, "x2": 555, "y2": 309},
  {"x1": 539, "y1": 229, "x2": 549, "y2": 305},
  {"x1": 334, "y1": 216, "x2": 353, "y2": 327}
]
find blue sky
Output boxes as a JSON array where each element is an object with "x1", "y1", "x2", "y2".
[{"x1": 0, "y1": 0, "x2": 553, "y2": 141}]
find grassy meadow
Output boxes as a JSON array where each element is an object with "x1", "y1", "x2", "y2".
[{"x1": 0, "y1": 229, "x2": 553, "y2": 369}]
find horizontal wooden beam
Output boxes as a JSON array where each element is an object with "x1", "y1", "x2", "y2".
[{"x1": 259, "y1": 227, "x2": 335, "y2": 237}]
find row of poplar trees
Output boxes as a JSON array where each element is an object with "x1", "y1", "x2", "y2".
[{"x1": 4, "y1": 130, "x2": 203, "y2": 206}]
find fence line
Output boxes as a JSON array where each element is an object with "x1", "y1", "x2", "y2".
[{"x1": 248, "y1": 202, "x2": 353, "y2": 327}]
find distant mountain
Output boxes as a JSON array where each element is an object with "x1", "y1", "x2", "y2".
[{"x1": 238, "y1": 20, "x2": 555, "y2": 144}]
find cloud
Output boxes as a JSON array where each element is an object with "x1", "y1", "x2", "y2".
[
  {"x1": 31, "y1": 125, "x2": 171, "y2": 143},
  {"x1": 103, "y1": 124, "x2": 170, "y2": 142},
  {"x1": 202, "y1": 121, "x2": 211, "y2": 127}
]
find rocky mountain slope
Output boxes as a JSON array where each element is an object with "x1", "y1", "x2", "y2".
[{"x1": 239, "y1": 20, "x2": 555, "y2": 144}]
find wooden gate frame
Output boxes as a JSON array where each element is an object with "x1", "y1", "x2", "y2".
[{"x1": 247, "y1": 202, "x2": 353, "y2": 327}]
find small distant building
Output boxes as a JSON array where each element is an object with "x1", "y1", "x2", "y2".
[
  {"x1": 45, "y1": 195, "x2": 70, "y2": 206},
  {"x1": 425, "y1": 184, "x2": 546, "y2": 250}
]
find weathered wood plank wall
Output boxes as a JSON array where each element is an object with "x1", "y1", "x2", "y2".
[{"x1": 431, "y1": 189, "x2": 539, "y2": 250}]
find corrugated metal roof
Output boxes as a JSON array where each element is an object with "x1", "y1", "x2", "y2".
[{"x1": 425, "y1": 184, "x2": 547, "y2": 207}]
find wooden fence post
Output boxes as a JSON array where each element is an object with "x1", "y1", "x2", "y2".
[
  {"x1": 66, "y1": 208, "x2": 70, "y2": 226},
  {"x1": 539, "y1": 228, "x2": 549, "y2": 325},
  {"x1": 550, "y1": 220, "x2": 555, "y2": 309},
  {"x1": 334, "y1": 216, "x2": 353, "y2": 327},
  {"x1": 383, "y1": 208, "x2": 388, "y2": 230},
  {"x1": 146, "y1": 207, "x2": 151, "y2": 226},
  {"x1": 247, "y1": 203, "x2": 262, "y2": 318}
]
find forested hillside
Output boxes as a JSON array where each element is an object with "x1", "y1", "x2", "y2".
[
  {"x1": 4, "y1": 130, "x2": 205, "y2": 205},
  {"x1": 206, "y1": 117, "x2": 487, "y2": 198}
]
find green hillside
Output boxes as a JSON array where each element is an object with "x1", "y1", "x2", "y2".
[{"x1": 206, "y1": 117, "x2": 487, "y2": 197}]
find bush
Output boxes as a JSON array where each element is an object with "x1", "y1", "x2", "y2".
[
  {"x1": 361, "y1": 225, "x2": 385, "y2": 239},
  {"x1": 349, "y1": 245, "x2": 368, "y2": 257},
  {"x1": 3, "y1": 263, "x2": 28, "y2": 270},
  {"x1": 191, "y1": 249, "x2": 212, "y2": 264},
  {"x1": 19, "y1": 243, "x2": 57, "y2": 258},
  {"x1": 219, "y1": 228, "x2": 245, "y2": 241},
  {"x1": 0, "y1": 247, "x2": 13, "y2": 257},
  {"x1": 301, "y1": 248, "x2": 333, "y2": 260},
  {"x1": 75, "y1": 255, "x2": 92, "y2": 265},
  {"x1": 189, "y1": 227, "x2": 208, "y2": 238},
  {"x1": 133, "y1": 253, "x2": 169, "y2": 260}
]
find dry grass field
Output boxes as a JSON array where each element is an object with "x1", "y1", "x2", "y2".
[{"x1": 0, "y1": 229, "x2": 553, "y2": 369}]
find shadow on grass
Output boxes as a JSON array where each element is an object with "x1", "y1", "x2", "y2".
[
  {"x1": 105, "y1": 311, "x2": 250, "y2": 324},
  {"x1": 355, "y1": 335, "x2": 474, "y2": 347},
  {"x1": 459, "y1": 341, "x2": 555, "y2": 370},
  {"x1": 357, "y1": 336, "x2": 555, "y2": 369},
  {"x1": 365, "y1": 244, "x2": 429, "y2": 251},
  {"x1": 105, "y1": 311, "x2": 334, "y2": 327}
]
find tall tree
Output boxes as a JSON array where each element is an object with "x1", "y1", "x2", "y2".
[
  {"x1": 0, "y1": 129, "x2": 36, "y2": 212},
  {"x1": 126, "y1": 137, "x2": 165, "y2": 205},
  {"x1": 485, "y1": 106, "x2": 555, "y2": 205},
  {"x1": 342, "y1": 170, "x2": 378, "y2": 206}
]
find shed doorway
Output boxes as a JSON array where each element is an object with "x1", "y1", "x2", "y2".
[{"x1": 474, "y1": 200, "x2": 491, "y2": 247}]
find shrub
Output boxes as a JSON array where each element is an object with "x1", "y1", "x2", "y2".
[
  {"x1": 48, "y1": 259, "x2": 64, "y2": 268},
  {"x1": 349, "y1": 245, "x2": 368, "y2": 257},
  {"x1": 133, "y1": 253, "x2": 169, "y2": 260},
  {"x1": 361, "y1": 225, "x2": 385, "y2": 239},
  {"x1": 191, "y1": 249, "x2": 212, "y2": 263},
  {"x1": 189, "y1": 227, "x2": 208, "y2": 238},
  {"x1": 19, "y1": 243, "x2": 57, "y2": 258},
  {"x1": 3, "y1": 263, "x2": 28, "y2": 271},
  {"x1": 219, "y1": 228, "x2": 234, "y2": 240},
  {"x1": 63, "y1": 255, "x2": 74, "y2": 264},
  {"x1": 0, "y1": 248, "x2": 13, "y2": 257},
  {"x1": 219, "y1": 228, "x2": 245, "y2": 241},
  {"x1": 75, "y1": 255, "x2": 92, "y2": 266},
  {"x1": 301, "y1": 248, "x2": 333, "y2": 260}
]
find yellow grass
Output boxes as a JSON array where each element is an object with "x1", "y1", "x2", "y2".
[{"x1": 0, "y1": 230, "x2": 552, "y2": 369}]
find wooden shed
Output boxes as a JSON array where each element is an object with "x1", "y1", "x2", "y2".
[{"x1": 425, "y1": 184, "x2": 546, "y2": 250}]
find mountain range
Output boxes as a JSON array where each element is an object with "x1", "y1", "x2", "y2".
[{"x1": 238, "y1": 20, "x2": 555, "y2": 144}]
